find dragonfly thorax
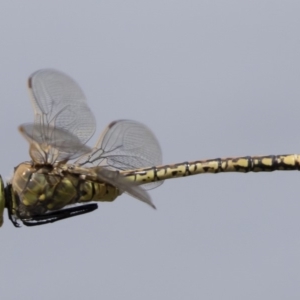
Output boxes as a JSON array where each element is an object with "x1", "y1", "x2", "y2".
[{"x1": 9, "y1": 162, "x2": 120, "y2": 221}]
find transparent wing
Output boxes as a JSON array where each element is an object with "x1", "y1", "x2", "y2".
[
  {"x1": 76, "y1": 120, "x2": 163, "y2": 190},
  {"x1": 28, "y1": 69, "x2": 96, "y2": 145},
  {"x1": 19, "y1": 123, "x2": 91, "y2": 164},
  {"x1": 69, "y1": 165, "x2": 156, "y2": 209},
  {"x1": 93, "y1": 167, "x2": 155, "y2": 208}
]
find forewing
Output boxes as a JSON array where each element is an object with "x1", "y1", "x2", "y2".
[
  {"x1": 19, "y1": 123, "x2": 91, "y2": 164},
  {"x1": 76, "y1": 120, "x2": 163, "y2": 190},
  {"x1": 28, "y1": 69, "x2": 96, "y2": 144}
]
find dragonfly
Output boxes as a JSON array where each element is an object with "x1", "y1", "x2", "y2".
[{"x1": 0, "y1": 69, "x2": 299, "y2": 227}]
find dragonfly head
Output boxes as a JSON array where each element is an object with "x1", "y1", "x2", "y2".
[{"x1": 0, "y1": 176, "x2": 5, "y2": 227}]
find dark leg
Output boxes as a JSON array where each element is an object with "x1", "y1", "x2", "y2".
[{"x1": 21, "y1": 203, "x2": 98, "y2": 227}]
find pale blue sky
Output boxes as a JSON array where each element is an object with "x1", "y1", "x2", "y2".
[{"x1": 1, "y1": 1, "x2": 300, "y2": 299}]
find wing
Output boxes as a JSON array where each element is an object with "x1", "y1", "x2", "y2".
[
  {"x1": 69, "y1": 165, "x2": 156, "y2": 209},
  {"x1": 76, "y1": 120, "x2": 163, "y2": 190},
  {"x1": 95, "y1": 168, "x2": 156, "y2": 208},
  {"x1": 19, "y1": 123, "x2": 91, "y2": 164},
  {"x1": 28, "y1": 69, "x2": 96, "y2": 145},
  {"x1": 22, "y1": 69, "x2": 96, "y2": 164}
]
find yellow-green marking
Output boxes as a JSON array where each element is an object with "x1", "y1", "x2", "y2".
[{"x1": 121, "y1": 154, "x2": 300, "y2": 184}]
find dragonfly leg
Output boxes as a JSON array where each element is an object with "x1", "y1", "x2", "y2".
[{"x1": 20, "y1": 203, "x2": 98, "y2": 227}]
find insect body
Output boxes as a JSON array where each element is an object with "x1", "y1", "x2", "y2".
[
  {"x1": 1, "y1": 69, "x2": 299, "y2": 227},
  {"x1": 2, "y1": 69, "x2": 161, "y2": 227}
]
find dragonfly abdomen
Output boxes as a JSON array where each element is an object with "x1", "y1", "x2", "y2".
[
  {"x1": 78, "y1": 180, "x2": 120, "y2": 203},
  {"x1": 121, "y1": 154, "x2": 300, "y2": 184}
]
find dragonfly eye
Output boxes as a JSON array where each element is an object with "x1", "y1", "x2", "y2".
[{"x1": 0, "y1": 176, "x2": 4, "y2": 227}]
